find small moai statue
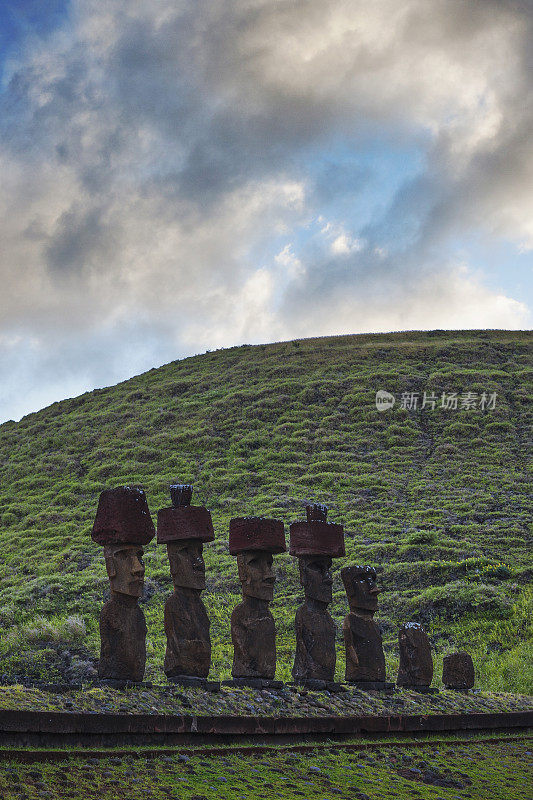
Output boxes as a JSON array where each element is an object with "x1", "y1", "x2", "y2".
[
  {"x1": 157, "y1": 483, "x2": 217, "y2": 689},
  {"x1": 341, "y1": 565, "x2": 391, "y2": 689},
  {"x1": 227, "y1": 516, "x2": 286, "y2": 688},
  {"x1": 290, "y1": 504, "x2": 345, "y2": 688},
  {"x1": 92, "y1": 486, "x2": 155, "y2": 684},
  {"x1": 397, "y1": 622, "x2": 435, "y2": 692},
  {"x1": 443, "y1": 651, "x2": 475, "y2": 692}
]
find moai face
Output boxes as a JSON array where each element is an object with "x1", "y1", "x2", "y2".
[
  {"x1": 167, "y1": 539, "x2": 206, "y2": 590},
  {"x1": 342, "y1": 566, "x2": 380, "y2": 614},
  {"x1": 237, "y1": 550, "x2": 275, "y2": 602},
  {"x1": 299, "y1": 555, "x2": 333, "y2": 604},
  {"x1": 104, "y1": 544, "x2": 145, "y2": 597}
]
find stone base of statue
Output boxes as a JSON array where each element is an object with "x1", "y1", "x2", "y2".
[
  {"x1": 347, "y1": 680, "x2": 395, "y2": 691},
  {"x1": 95, "y1": 679, "x2": 153, "y2": 689},
  {"x1": 292, "y1": 679, "x2": 346, "y2": 693},
  {"x1": 222, "y1": 678, "x2": 284, "y2": 690},
  {"x1": 403, "y1": 685, "x2": 439, "y2": 694},
  {"x1": 167, "y1": 674, "x2": 220, "y2": 691}
]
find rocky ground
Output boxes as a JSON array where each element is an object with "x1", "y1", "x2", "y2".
[
  {"x1": 0, "y1": 735, "x2": 530, "y2": 799},
  {"x1": 0, "y1": 683, "x2": 531, "y2": 717}
]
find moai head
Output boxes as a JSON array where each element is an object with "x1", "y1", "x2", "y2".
[
  {"x1": 341, "y1": 565, "x2": 380, "y2": 615},
  {"x1": 298, "y1": 554, "x2": 333, "y2": 604},
  {"x1": 92, "y1": 486, "x2": 155, "y2": 598},
  {"x1": 157, "y1": 483, "x2": 214, "y2": 591},
  {"x1": 167, "y1": 539, "x2": 206, "y2": 590},
  {"x1": 229, "y1": 517, "x2": 286, "y2": 603},
  {"x1": 237, "y1": 550, "x2": 275, "y2": 601},
  {"x1": 104, "y1": 544, "x2": 145, "y2": 597},
  {"x1": 289, "y1": 503, "x2": 344, "y2": 607}
]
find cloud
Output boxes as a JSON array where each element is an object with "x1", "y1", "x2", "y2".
[{"x1": 0, "y1": 0, "x2": 531, "y2": 421}]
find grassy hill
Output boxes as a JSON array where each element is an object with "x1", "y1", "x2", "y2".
[{"x1": 0, "y1": 330, "x2": 531, "y2": 691}]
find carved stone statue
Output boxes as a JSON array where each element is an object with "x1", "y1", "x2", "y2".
[
  {"x1": 92, "y1": 486, "x2": 155, "y2": 683},
  {"x1": 290, "y1": 504, "x2": 345, "y2": 687},
  {"x1": 341, "y1": 565, "x2": 388, "y2": 688},
  {"x1": 397, "y1": 622, "x2": 434, "y2": 690},
  {"x1": 157, "y1": 484, "x2": 215, "y2": 686},
  {"x1": 228, "y1": 517, "x2": 286, "y2": 687},
  {"x1": 443, "y1": 651, "x2": 475, "y2": 691}
]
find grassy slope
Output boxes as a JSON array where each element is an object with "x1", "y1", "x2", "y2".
[
  {"x1": 0, "y1": 737, "x2": 531, "y2": 800},
  {"x1": 0, "y1": 330, "x2": 531, "y2": 690}
]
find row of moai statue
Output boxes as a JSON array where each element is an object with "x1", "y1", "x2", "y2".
[{"x1": 91, "y1": 485, "x2": 475, "y2": 692}]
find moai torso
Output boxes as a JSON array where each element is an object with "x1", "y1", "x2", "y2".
[
  {"x1": 231, "y1": 598, "x2": 276, "y2": 679},
  {"x1": 99, "y1": 595, "x2": 147, "y2": 682},
  {"x1": 292, "y1": 602, "x2": 336, "y2": 682},
  {"x1": 397, "y1": 623, "x2": 433, "y2": 687},
  {"x1": 164, "y1": 589, "x2": 211, "y2": 678},
  {"x1": 343, "y1": 613, "x2": 385, "y2": 682}
]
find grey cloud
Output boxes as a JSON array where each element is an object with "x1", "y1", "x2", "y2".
[{"x1": 0, "y1": 0, "x2": 532, "y2": 422}]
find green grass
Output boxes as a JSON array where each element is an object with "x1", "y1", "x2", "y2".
[
  {"x1": 0, "y1": 329, "x2": 531, "y2": 691},
  {"x1": 0, "y1": 736, "x2": 531, "y2": 799}
]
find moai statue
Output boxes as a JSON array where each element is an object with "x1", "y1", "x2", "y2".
[
  {"x1": 397, "y1": 622, "x2": 435, "y2": 692},
  {"x1": 92, "y1": 486, "x2": 155, "y2": 684},
  {"x1": 157, "y1": 483, "x2": 218, "y2": 689},
  {"x1": 443, "y1": 651, "x2": 475, "y2": 692},
  {"x1": 227, "y1": 516, "x2": 286, "y2": 688},
  {"x1": 341, "y1": 565, "x2": 392, "y2": 689},
  {"x1": 290, "y1": 504, "x2": 345, "y2": 689}
]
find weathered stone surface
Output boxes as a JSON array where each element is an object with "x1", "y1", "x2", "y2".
[
  {"x1": 397, "y1": 622, "x2": 434, "y2": 688},
  {"x1": 162, "y1": 530, "x2": 212, "y2": 679},
  {"x1": 443, "y1": 652, "x2": 475, "y2": 690},
  {"x1": 289, "y1": 504, "x2": 345, "y2": 557},
  {"x1": 164, "y1": 589, "x2": 211, "y2": 678},
  {"x1": 92, "y1": 486, "x2": 155, "y2": 546},
  {"x1": 292, "y1": 554, "x2": 336, "y2": 683},
  {"x1": 231, "y1": 546, "x2": 281, "y2": 679},
  {"x1": 343, "y1": 613, "x2": 386, "y2": 682},
  {"x1": 292, "y1": 602, "x2": 336, "y2": 682},
  {"x1": 341, "y1": 565, "x2": 386, "y2": 683},
  {"x1": 157, "y1": 506, "x2": 214, "y2": 543},
  {"x1": 229, "y1": 517, "x2": 286, "y2": 555},
  {"x1": 231, "y1": 597, "x2": 276, "y2": 679},
  {"x1": 98, "y1": 594, "x2": 147, "y2": 682},
  {"x1": 97, "y1": 543, "x2": 147, "y2": 682}
]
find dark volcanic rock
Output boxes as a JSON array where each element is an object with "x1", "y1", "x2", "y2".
[
  {"x1": 98, "y1": 594, "x2": 146, "y2": 682},
  {"x1": 343, "y1": 613, "x2": 386, "y2": 682},
  {"x1": 443, "y1": 651, "x2": 475, "y2": 690},
  {"x1": 292, "y1": 602, "x2": 336, "y2": 682},
  {"x1": 231, "y1": 598, "x2": 276, "y2": 679},
  {"x1": 397, "y1": 622, "x2": 433, "y2": 688},
  {"x1": 164, "y1": 589, "x2": 211, "y2": 678}
]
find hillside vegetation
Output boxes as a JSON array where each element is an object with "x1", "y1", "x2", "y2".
[{"x1": 0, "y1": 330, "x2": 531, "y2": 691}]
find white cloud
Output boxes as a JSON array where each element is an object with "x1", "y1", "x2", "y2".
[{"x1": 0, "y1": 0, "x2": 531, "y2": 421}]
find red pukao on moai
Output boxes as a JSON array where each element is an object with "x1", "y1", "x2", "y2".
[
  {"x1": 92, "y1": 486, "x2": 155, "y2": 683},
  {"x1": 290, "y1": 504, "x2": 345, "y2": 687},
  {"x1": 157, "y1": 484, "x2": 215, "y2": 686},
  {"x1": 228, "y1": 516, "x2": 286, "y2": 687}
]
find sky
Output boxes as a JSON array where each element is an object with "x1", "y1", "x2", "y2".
[{"x1": 0, "y1": 0, "x2": 532, "y2": 423}]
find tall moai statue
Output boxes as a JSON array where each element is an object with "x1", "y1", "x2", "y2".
[
  {"x1": 157, "y1": 483, "x2": 217, "y2": 688},
  {"x1": 341, "y1": 565, "x2": 391, "y2": 689},
  {"x1": 92, "y1": 486, "x2": 155, "y2": 684},
  {"x1": 228, "y1": 516, "x2": 286, "y2": 688},
  {"x1": 290, "y1": 504, "x2": 345, "y2": 688},
  {"x1": 397, "y1": 622, "x2": 434, "y2": 692}
]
